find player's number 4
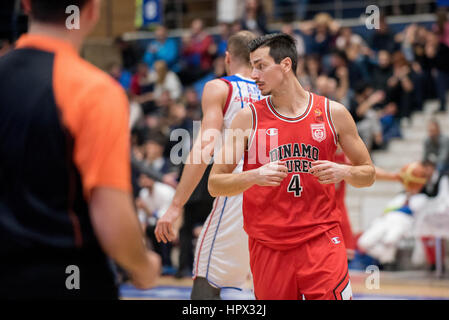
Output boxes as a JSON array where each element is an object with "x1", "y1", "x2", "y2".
[{"x1": 287, "y1": 174, "x2": 303, "y2": 197}]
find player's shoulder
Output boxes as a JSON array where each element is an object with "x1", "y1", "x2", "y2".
[
  {"x1": 327, "y1": 98, "x2": 347, "y2": 111},
  {"x1": 327, "y1": 98, "x2": 351, "y2": 119},
  {"x1": 203, "y1": 78, "x2": 230, "y2": 97},
  {"x1": 326, "y1": 98, "x2": 356, "y2": 133}
]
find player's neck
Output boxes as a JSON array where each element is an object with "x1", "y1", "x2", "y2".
[
  {"x1": 270, "y1": 76, "x2": 308, "y2": 115},
  {"x1": 28, "y1": 23, "x2": 84, "y2": 52},
  {"x1": 229, "y1": 64, "x2": 252, "y2": 80}
]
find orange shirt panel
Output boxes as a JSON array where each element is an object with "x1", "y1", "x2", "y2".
[{"x1": 51, "y1": 43, "x2": 132, "y2": 199}]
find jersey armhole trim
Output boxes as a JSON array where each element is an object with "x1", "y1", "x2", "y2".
[
  {"x1": 220, "y1": 78, "x2": 233, "y2": 116},
  {"x1": 325, "y1": 98, "x2": 338, "y2": 146},
  {"x1": 247, "y1": 103, "x2": 257, "y2": 151}
]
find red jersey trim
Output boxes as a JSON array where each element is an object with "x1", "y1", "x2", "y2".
[
  {"x1": 247, "y1": 103, "x2": 258, "y2": 151},
  {"x1": 220, "y1": 79, "x2": 233, "y2": 116},
  {"x1": 266, "y1": 92, "x2": 312, "y2": 122},
  {"x1": 325, "y1": 98, "x2": 338, "y2": 146}
]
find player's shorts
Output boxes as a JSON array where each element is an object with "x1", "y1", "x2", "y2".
[
  {"x1": 249, "y1": 224, "x2": 352, "y2": 300},
  {"x1": 193, "y1": 193, "x2": 250, "y2": 289}
]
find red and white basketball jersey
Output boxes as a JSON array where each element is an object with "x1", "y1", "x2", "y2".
[
  {"x1": 243, "y1": 92, "x2": 342, "y2": 250},
  {"x1": 220, "y1": 74, "x2": 262, "y2": 129}
]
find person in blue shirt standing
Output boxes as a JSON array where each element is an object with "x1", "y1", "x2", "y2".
[{"x1": 144, "y1": 25, "x2": 179, "y2": 72}]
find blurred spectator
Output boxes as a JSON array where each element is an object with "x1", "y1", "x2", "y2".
[
  {"x1": 216, "y1": 23, "x2": 232, "y2": 57},
  {"x1": 130, "y1": 62, "x2": 155, "y2": 114},
  {"x1": 434, "y1": 8, "x2": 449, "y2": 47},
  {"x1": 315, "y1": 73, "x2": 348, "y2": 105},
  {"x1": 387, "y1": 51, "x2": 415, "y2": 120},
  {"x1": 143, "y1": 133, "x2": 174, "y2": 175},
  {"x1": 129, "y1": 98, "x2": 144, "y2": 130},
  {"x1": 372, "y1": 50, "x2": 393, "y2": 92},
  {"x1": 348, "y1": 82, "x2": 384, "y2": 151},
  {"x1": 143, "y1": 25, "x2": 179, "y2": 72},
  {"x1": 162, "y1": 102, "x2": 194, "y2": 162},
  {"x1": 144, "y1": 90, "x2": 173, "y2": 128},
  {"x1": 281, "y1": 23, "x2": 306, "y2": 57},
  {"x1": 368, "y1": 14, "x2": 397, "y2": 53},
  {"x1": 231, "y1": 20, "x2": 243, "y2": 34},
  {"x1": 108, "y1": 62, "x2": 132, "y2": 92},
  {"x1": 240, "y1": 0, "x2": 268, "y2": 36},
  {"x1": 413, "y1": 26, "x2": 437, "y2": 106},
  {"x1": 183, "y1": 87, "x2": 202, "y2": 121},
  {"x1": 114, "y1": 36, "x2": 143, "y2": 73},
  {"x1": 430, "y1": 10, "x2": 449, "y2": 112},
  {"x1": 297, "y1": 54, "x2": 321, "y2": 92},
  {"x1": 328, "y1": 49, "x2": 363, "y2": 90},
  {"x1": 402, "y1": 24, "x2": 426, "y2": 112},
  {"x1": 300, "y1": 13, "x2": 339, "y2": 57},
  {"x1": 150, "y1": 60, "x2": 182, "y2": 101},
  {"x1": 379, "y1": 102, "x2": 402, "y2": 145},
  {"x1": 423, "y1": 119, "x2": 449, "y2": 173},
  {"x1": 136, "y1": 173, "x2": 176, "y2": 275},
  {"x1": 193, "y1": 56, "x2": 227, "y2": 99},
  {"x1": 179, "y1": 19, "x2": 216, "y2": 86},
  {"x1": 336, "y1": 27, "x2": 366, "y2": 52}
]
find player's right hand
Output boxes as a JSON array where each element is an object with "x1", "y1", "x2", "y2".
[
  {"x1": 131, "y1": 251, "x2": 161, "y2": 290},
  {"x1": 253, "y1": 160, "x2": 288, "y2": 187},
  {"x1": 154, "y1": 204, "x2": 181, "y2": 243}
]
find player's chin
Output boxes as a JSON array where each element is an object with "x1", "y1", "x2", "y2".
[{"x1": 261, "y1": 88, "x2": 271, "y2": 96}]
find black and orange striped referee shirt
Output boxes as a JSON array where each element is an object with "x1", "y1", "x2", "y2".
[{"x1": 0, "y1": 34, "x2": 132, "y2": 298}]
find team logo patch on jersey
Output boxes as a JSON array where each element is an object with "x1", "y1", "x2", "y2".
[
  {"x1": 311, "y1": 123, "x2": 326, "y2": 142},
  {"x1": 314, "y1": 109, "x2": 324, "y2": 122},
  {"x1": 266, "y1": 128, "x2": 278, "y2": 136},
  {"x1": 331, "y1": 237, "x2": 341, "y2": 244}
]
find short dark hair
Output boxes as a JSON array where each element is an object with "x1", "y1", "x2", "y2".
[
  {"x1": 227, "y1": 31, "x2": 257, "y2": 66},
  {"x1": 248, "y1": 33, "x2": 298, "y2": 75},
  {"x1": 30, "y1": 0, "x2": 89, "y2": 23}
]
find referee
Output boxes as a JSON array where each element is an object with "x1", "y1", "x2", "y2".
[{"x1": 0, "y1": 0, "x2": 160, "y2": 299}]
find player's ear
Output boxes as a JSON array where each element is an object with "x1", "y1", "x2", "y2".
[
  {"x1": 83, "y1": 0, "x2": 101, "y2": 28},
  {"x1": 225, "y1": 51, "x2": 231, "y2": 65},
  {"x1": 280, "y1": 57, "x2": 292, "y2": 74}
]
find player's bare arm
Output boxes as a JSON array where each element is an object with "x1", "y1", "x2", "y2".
[
  {"x1": 208, "y1": 107, "x2": 288, "y2": 197},
  {"x1": 375, "y1": 166, "x2": 401, "y2": 181},
  {"x1": 309, "y1": 100, "x2": 375, "y2": 188},
  {"x1": 155, "y1": 79, "x2": 227, "y2": 244}
]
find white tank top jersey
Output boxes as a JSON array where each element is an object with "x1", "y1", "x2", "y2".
[{"x1": 193, "y1": 74, "x2": 262, "y2": 290}]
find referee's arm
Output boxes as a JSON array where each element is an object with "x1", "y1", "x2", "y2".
[{"x1": 68, "y1": 81, "x2": 161, "y2": 289}]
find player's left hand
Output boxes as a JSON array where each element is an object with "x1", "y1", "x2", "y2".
[{"x1": 309, "y1": 160, "x2": 350, "y2": 184}]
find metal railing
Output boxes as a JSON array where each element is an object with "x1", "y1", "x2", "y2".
[{"x1": 160, "y1": 0, "x2": 437, "y2": 29}]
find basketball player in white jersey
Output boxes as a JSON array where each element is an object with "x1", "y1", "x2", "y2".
[{"x1": 155, "y1": 31, "x2": 261, "y2": 299}]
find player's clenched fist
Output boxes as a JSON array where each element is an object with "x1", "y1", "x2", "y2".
[
  {"x1": 154, "y1": 204, "x2": 181, "y2": 244},
  {"x1": 309, "y1": 160, "x2": 350, "y2": 184},
  {"x1": 252, "y1": 160, "x2": 289, "y2": 186}
]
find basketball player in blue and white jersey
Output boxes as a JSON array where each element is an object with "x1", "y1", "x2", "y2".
[{"x1": 155, "y1": 31, "x2": 262, "y2": 299}]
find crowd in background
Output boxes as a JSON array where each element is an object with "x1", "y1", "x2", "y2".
[{"x1": 101, "y1": 2, "x2": 449, "y2": 277}]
